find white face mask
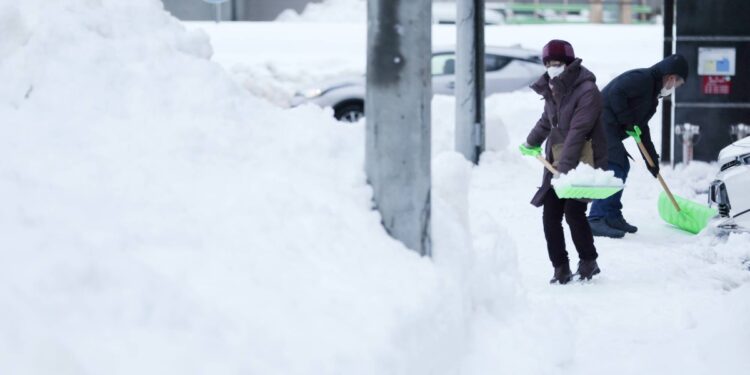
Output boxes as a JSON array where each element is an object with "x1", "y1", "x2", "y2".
[
  {"x1": 659, "y1": 85, "x2": 675, "y2": 98},
  {"x1": 547, "y1": 65, "x2": 565, "y2": 79},
  {"x1": 659, "y1": 77, "x2": 676, "y2": 98}
]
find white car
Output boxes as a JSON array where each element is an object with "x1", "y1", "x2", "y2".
[
  {"x1": 290, "y1": 45, "x2": 545, "y2": 122},
  {"x1": 708, "y1": 136, "x2": 750, "y2": 232}
]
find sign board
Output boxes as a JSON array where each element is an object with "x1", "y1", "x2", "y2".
[
  {"x1": 697, "y1": 47, "x2": 736, "y2": 76},
  {"x1": 702, "y1": 75, "x2": 732, "y2": 95}
]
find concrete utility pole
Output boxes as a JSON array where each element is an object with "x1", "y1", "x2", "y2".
[
  {"x1": 366, "y1": 0, "x2": 432, "y2": 256},
  {"x1": 456, "y1": 0, "x2": 486, "y2": 163}
]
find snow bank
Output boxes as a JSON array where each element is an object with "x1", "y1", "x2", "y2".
[
  {"x1": 552, "y1": 164, "x2": 625, "y2": 188},
  {"x1": 276, "y1": 0, "x2": 366, "y2": 23},
  {"x1": 0, "y1": 1, "x2": 520, "y2": 374}
]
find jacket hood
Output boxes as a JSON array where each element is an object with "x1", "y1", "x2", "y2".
[
  {"x1": 530, "y1": 58, "x2": 596, "y2": 97},
  {"x1": 650, "y1": 54, "x2": 689, "y2": 81}
]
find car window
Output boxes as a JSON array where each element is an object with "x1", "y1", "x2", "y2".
[
  {"x1": 485, "y1": 55, "x2": 512, "y2": 72},
  {"x1": 432, "y1": 53, "x2": 456, "y2": 76}
]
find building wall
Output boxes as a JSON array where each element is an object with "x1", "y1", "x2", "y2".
[
  {"x1": 437, "y1": 0, "x2": 662, "y2": 12},
  {"x1": 161, "y1": 0, "x2": 231, "y2": 20},
  {"x1": 161, "y1": 0, "x2": 321, "y2": 21}
]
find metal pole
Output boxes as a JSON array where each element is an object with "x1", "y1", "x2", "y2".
[
  {"x1": 456, "y1": 0, "x2": 486, "y2": 164},
  {"x1": 215, "y1": 3, "x2": 221, "y2": 23},
  {"x1": 366, "y1": 0, "x2": 432, "y2": 256},
  {"x1": 661, "y1": 0, "x2": 674, "y2": 163},
  {"x1": 675, "y1": 123, "x2": 700, "y2": 165}
]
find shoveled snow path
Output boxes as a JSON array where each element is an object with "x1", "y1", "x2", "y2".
[{"x1": 468, "y1": 150, "x2": 750, "y2": 374}]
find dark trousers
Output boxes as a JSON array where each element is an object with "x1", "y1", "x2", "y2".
[
  {"x1": 542, "y1": 190, "x2": 598, "y2": 267},
  {"x1": 588, "y1": 161, "x2": 629, "y2": 220}
]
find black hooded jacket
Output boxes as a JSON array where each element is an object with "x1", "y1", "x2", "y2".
[{"x1": 600, "y1": 54, "x2": 688, "y2": 167}]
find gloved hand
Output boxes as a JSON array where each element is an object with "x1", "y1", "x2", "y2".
[
  {"x1": 625, "y1": 125, "x2": 641, "y2": 143},
  {"x1": 647, "y1": 161, "x2": 660, "y2": 178},
  {"x1": 519, "y1": 143, "x2": 542, "y2": 157}
]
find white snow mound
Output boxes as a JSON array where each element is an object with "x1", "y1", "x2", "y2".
[{"x1": 552, "y1": 163, "x2": 625, "y2": 187}]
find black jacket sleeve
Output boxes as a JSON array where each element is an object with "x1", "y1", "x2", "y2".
[{"x1": 638, "y1": 124, "x2": 659, "y2": 164}]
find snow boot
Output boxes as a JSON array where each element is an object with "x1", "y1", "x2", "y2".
[
  {"x1": 549, "y1": 263, "x2": 574, "y2": 284},
  {"x1": 605, "y1": 216, "x2": 638, "y2": 233},
  {"x1": 576, "y1": 259, "x2": 601, "y2": 280},
  {"x1": 588, "y1": 217, "x2": 625, "y2": 238}
]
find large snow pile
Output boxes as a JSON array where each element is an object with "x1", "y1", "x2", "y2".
[
  {"x1": 552, "y1": 164, "x2": 625, "y2": 188},
  {"x1": 277, "y1": 0, "x2": 366, "y2": 23},
  {"x1": 0, "y1": 1, "x2": 520, "y2": 374}
]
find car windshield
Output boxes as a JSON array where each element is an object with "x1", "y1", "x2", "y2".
[{"x1": 485, "y1": 55, "x2": 512, "y2": 71}]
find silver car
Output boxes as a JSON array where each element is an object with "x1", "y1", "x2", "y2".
[{"x1": 290, "y1": 45, "x2": 545, "y2": 122}]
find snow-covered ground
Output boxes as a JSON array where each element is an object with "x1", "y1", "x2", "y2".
[{"x1": 1, "y1": 1, "x2": 748, "y2": 374}]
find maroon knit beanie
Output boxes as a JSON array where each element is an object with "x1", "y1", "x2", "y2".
[{"x1": 542, "y1": 40, "x2": 575, "y2": 65}]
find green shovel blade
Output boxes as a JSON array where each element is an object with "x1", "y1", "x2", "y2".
[
  {"x1": 657, "y1": 191, "x2": 718, "y2": 234},
  {"x1": 554, "y1": 185, "x2": 623, "y2": 200}
]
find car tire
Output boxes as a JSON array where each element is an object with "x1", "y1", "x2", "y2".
[{"x1": 334, "y1": 103, "x2": 364, "y2": 123}]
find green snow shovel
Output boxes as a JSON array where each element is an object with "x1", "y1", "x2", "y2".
[
  {"x1": 626, "y1": 126, "x2": 717, "y2": 234},
  {"x1": 519, "y1": 144, "x2": 623, "y2": 200}
]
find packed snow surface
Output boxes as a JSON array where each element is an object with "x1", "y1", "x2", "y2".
[
  {"x1": 0, "y1": 1, "x2": 748, "y2": 374},
  {"x1": 552, "y1": 164, "x2": 625, "y2": 187}
]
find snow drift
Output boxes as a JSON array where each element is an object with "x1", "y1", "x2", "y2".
[
  {"x1": 0, "y1": 1, "x2": 519, "y2": 374},
  {"x1": 552, "y1": 164, "x2": 625, "y2": 188}
]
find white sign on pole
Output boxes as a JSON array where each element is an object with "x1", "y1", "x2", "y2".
[{"x1": 697, "y1": 47, "x2": 736, "y2": 76}]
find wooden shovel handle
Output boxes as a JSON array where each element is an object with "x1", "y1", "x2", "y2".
[
  {"x1": 636, "y1": 141, "x2": 681, "y2": 212},
  {"x1": 536, "y1": 155, "x2": 559, "y2": 176}
]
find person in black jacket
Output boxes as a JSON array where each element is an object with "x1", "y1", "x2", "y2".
[{"x1": 587, "y1": 54, "x2": 688, "y2": 238}]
